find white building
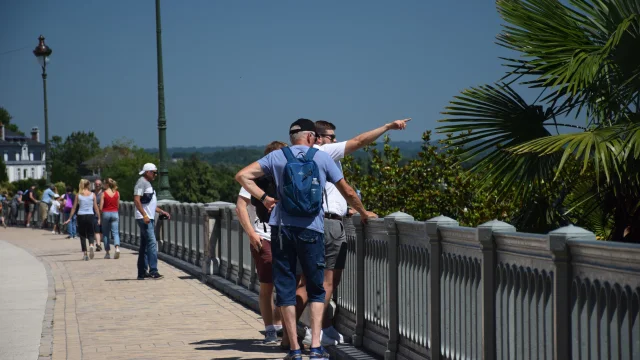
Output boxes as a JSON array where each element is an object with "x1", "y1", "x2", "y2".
[{"x1": 0, "y1": 124, "x2": 46, "y2": 182}]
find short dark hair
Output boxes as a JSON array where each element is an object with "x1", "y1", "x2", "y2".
[
  {"x1": 66, "y1": 186, "x2": 73, "y2": 193},
  {"x1": 315, "y1": 120, "x2": 336, "y2": 134},
  {"x1": 264, "y1": 141, "x2": 288, "y2": 155}
]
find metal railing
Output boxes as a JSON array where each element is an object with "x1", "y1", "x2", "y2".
[{"x1": 118, "y1": 201, "x2": 640, "y2": 359}]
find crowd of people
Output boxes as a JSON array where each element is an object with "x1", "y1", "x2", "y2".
[
  {"x1": 235, "y1": 117, "x2": 409, "y2": 360},
  {"x1": 2, "y1": 117, "x2": 409, "y2": 360}
]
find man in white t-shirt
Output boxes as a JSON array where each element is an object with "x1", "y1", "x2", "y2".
[
  {"x1": 133, "y1": 163, "x2": 171, "y2": 280},
  {"x1": 236, "y1": 141, "x2": 287, "y2": 345},
  {"x1": 294, "y1": 118, "x2": 411, "y2": 346}
]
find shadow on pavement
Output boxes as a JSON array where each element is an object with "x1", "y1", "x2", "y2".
[
  {"x1": 191, "y1": 339, "x2": 283, "y2": 354},
  {"x1": 104, "y1": 279, "x2": 141, "y2": 282}
]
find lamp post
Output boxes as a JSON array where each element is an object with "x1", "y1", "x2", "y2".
[
  {"x1": 155, "y1": 0, "x2": 174, "y2": 200},
  {"x1": 33, "y1": 35, "x2": 52, "y2": 183}
]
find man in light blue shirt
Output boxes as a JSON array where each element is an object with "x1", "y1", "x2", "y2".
[
  {"x1": 40, "y1": 184, "x2": 58, "y2": 229},
  {"x1": 236, "y1": 118, "x2": 377, "y2": 360}
]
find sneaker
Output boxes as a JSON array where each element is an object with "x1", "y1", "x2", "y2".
[
  {"x1": 323, "y1": 326, "x2": 345, "y2": 344},
  {"x1": 89, "y1": 246, "x2": 94, "y2": 259},
  {"x1": 302, "y1": 327, "x2": 338, "y2": 347},
  {"x1": 83, "y1": 255, "x2": 89, "y2": 261},
  {"x1": 149, "y1": 273, "x2": 164, "y2": 279},
  {"x1": 144, "y1": 272, "x2": 152, "y2": 278},
  {"x1": 283, "y1": 349, "x2": 303, "y2": 360},
  {"x1": 309, "y1": 346, "x2": 330, "y2": 359},
  {"x1": 137, "y1": 275, "x2": 145, "y2": 280},
  {"x1": 95, "y1": 244, "x2": 102, "y2": 252},
  {"x1": 114, "y1": 251, "x2": 120, "y2": 259},
  {"x1": 264, "y1": 329, "x2": 278, "y2": 345},
  {"x1": 51, "y1": 230, "x2": 56, "y2": 234},
  {"x1": 104, "y1": 253, "x2": 111, "y2": 259}
]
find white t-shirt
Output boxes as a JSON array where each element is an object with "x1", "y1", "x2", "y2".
[
  {"x1": 134, "y1": 177, "x2": 157, "y2": 219},
  {"x1": 238, "y1": 187, "x2": 271, "y2": 241},
  {"x1": 315, "y1": 141, "x2": 348, "y2": 216},
  {"x1": 49, "y1": 201, "x2": 60, "y2": 215}
]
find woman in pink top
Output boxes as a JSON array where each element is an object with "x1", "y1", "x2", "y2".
[{"x1": 99, "y1": 178, "x2": 121, "y2": 259}]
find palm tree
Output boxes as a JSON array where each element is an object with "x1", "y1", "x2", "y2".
[{"x1": 438, "y1": 0, "x2": 640, "y2": 241}]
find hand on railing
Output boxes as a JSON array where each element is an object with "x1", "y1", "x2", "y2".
[{"x1": 361, "y1": 211, "x2": 378, "y2": 224}]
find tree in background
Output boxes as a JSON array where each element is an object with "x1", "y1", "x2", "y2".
[
  {"x1": 0, "y1": 107, "x2": 23, "y2": 134},
  {"x1": 99, "y1": 139, "x2": 158, "y2": 201},
  {"x1": 50, "y1": 132, "x2": 101, "y2": 186},
  {"x1": 169, "y1": 154, "x2": 220, "y2": 203},
  {"x1": 0, "y1": 156, "x2": 7, "y2": 183},
  {"x1": 438, "y1": 0, "x2": 640, "y2": 241}
]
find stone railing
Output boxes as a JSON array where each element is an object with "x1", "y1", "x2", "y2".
[{"x1": 118, "y1": 201, "x2": 640, "y2": 360}]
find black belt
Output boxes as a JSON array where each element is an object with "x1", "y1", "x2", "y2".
[{"x1": 324, "y1": 213, "x2": 343, "y2": 220}]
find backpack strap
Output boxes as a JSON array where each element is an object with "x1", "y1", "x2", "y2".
[
  {"x1": 305, "y1": 147, "x2": 319, "y2": 161},
  {"x1": 281, "y1": 147, "x2": 296, "y2": 162}
]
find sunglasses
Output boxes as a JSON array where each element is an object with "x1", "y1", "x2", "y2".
[{"x1": 319, "y1": 133, "x2": 336, "y2": 141}]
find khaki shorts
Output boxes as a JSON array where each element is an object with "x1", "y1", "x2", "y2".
[{"x1": 39, "y1": 202, "x2": 50, "y2": 221}]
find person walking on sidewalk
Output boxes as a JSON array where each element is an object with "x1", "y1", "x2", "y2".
[
  {"x1": 39, "y1": 184, "x2": 58, "y2": 229},
  {"x1": 49, "y1": 196, "x2": 62, "y2": 234},
  {"x1": 134, "y1": 163, "x2": 170, "y2": 280},
  {"x1": 64, "y1": 179, "x2": 101, "y2": 261},
  {"x1": 23, "y1": 184, "x2": 37, "y2": 227},
  {"x1": 10, "y1": 191, "x2": 22, "y2": 226},
  {"x1": 236, "y1": 141, "x2": 287, "y2": 345},
  {"x1": 93, "y1": 179, "x2": 104, "y2": 251},
  {"x1": 236, "y1": 119, "x2": 377, "y2": 360},
  {"x1": 100, "y1": 178, "x2": 121, "y2": 259},
  {"x1": 62, "y1": 187, "x2": 77, "y2": 239}
]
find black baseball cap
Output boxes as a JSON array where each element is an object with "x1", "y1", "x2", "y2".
[{"x1": 289, "y1": 118, "x2": 316, "y2": 135}]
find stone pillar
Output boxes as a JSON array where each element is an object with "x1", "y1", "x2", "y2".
[
  {"x1": 426, "y1": 215, "x2": 459, "y2": 360},
  {"x1": 477, "y1": 220, "x2": 516, "y2": 360},
  {"x1": 384, "y1": 212, "x2": 414, "y2": 360}
]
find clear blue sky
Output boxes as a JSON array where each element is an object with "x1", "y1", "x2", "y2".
[{"x1": 1, "y1": 0, "x2": 515, "y2": 149}]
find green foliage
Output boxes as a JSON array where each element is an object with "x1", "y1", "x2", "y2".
[
  {"x1": 100, "y1": 140, "x2": 158, "y2": 201},
  {"x1": 0, "y1": 107, "x2": 23, "y2": 134},
  {"x1": 343, "y1": 132, "x2": 518, "y2": 226},
  {"x1": 0, "y1": 156, "x2": 7, "y2": 183},
  {"x1": 50, "y1": 132, "x2": 101, "y2": 186},
  {"x1": 53, "y1": 181, "x2": 66, "y2": 196},
  {"x1": 437, "y1": 0, "x2": 640, "y2": 241},
  {"x1": 169, "y1": 154, "x2": 221, "y2": 203}
]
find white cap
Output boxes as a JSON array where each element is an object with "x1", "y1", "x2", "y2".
[{"x1": 139, "y1": 163, "x2": 158, "y2": 175}]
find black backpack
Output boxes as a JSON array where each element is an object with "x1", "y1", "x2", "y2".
[{"x1": 250, "y1": 175, "x2": 277, "y2": 223}]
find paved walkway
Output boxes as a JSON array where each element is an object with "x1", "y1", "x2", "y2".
[{"x1": 0, "y1": 227, "x2": 287, "y2": 360}]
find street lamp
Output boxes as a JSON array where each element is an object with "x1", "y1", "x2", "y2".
[
  {"x1": 155, "y1": 0, "x2": 174, "y2": 200},
  {"x1": 33, "y1": 35, "x2": 52, "y2": 182}
]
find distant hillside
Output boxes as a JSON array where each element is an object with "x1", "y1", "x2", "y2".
[{"x1": 147, "y1": 141, "x2": 427, "y2": 166}]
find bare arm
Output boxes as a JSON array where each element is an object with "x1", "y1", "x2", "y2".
[
  {"x1": 99, "y1": 193, "x2": 104, "y2": 212},
  {"x1": 344, "y1": 118, "x2": 410, "y2": 155},
  {"x1": 235, "y1": 162, "x2": 277, "y2": 210},
  {"x1": 93, "y1": 194, "x2": 100, "y2": 221},
  {"x1": 334, "y1": 179, "x2": 377, "y2": 222}
]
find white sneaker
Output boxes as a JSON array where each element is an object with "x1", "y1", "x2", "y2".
[
  {"x1": 323, "y1": 326, "x2": 345, "y2": 344},
  {"x1": 302, "y1": 327, "x2": 338, "y2": 347},
  {"x1": 51, "y1": 230, "x2": 56, "y2": 234},
  {"x1": 89, "y1": 246, "x2": 94, "y2": 259}
]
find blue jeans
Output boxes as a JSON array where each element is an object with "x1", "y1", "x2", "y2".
[
  {"x1": 64, "y1": 213, "x2": 77, "y2": 237},
  {"x1": 271, "y1": 226, "x2": 326, "y2": 307},
  {"x1": 102, "y1": 212, "x2": 120, "y2": 251},
  {"x1": 136, "y1": 219, "x2": 158, "y2": 276}
]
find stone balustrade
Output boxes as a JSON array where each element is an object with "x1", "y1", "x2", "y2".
[{"x1": 115, "y1": 201, "x2": 639, "y2": 360}]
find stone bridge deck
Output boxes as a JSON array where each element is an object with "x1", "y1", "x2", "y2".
[{"x1": 0, "y1": 227, "x2": 288, "y2": 360}]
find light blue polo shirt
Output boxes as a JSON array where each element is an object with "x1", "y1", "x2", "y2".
[
  {"x1": 41, "y1": 188, "x2": 56, "y2": 204},
  {"x1": 257, "y1": 145, "x2": 344, "y2": 234}
]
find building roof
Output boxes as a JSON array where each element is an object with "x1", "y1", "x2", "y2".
[{"x1": 0, "y1": 128, "x2": 44, "y2": 148}]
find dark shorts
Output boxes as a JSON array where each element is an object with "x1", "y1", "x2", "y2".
[
  {"x1": 250, "y1": 239, "x2": 273, "y2": 283},
  {"x1": 324, "y1": 218, "x2": 347, "y2": 270},
  {"x1": 93, "y1": 216, "x2": 102, "y2": 233},
  {"x1": 25, "y1": 203, "x2": 35, "y2": 214},
  {"x1": 272, "y1": 226, "x2": 326, "y2": 307}
]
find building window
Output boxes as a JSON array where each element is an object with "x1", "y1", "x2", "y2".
[
  {"x1": 42, "y1": 152, "x2": 45, "y2": 161},
  {"x1": 16, "y1": 168, "x2": 20, "y2": 180},
  {"x1": 15, "y1": 153, "x2": 19, "y2": 161},
  {"x1": 22, "y1": 146, "x2": 28, "y2": 160},
  {"x1": 31, "y1": 168, "x2": 35, "y2": 178},
  {"x1": 23, "y1": 169, "x2": 27, "y2": 179},
  {"x1": 3, "y1": 153, "x2": 6, "y2": 162},
  {"x1": 30, "y1": 153, "x2": 34, "y2": 161}
]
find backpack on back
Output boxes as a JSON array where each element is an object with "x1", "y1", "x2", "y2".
[
  {"x1": 280, "y1": 147, "x2": 323, "y2": 217},
  {"x1": 23, "y1": 189, "x2": 31, "y2": 203},
  {"x1": 251, "y1": 175, "x2": 277, "y2": 223},
  {"x1": 64, "y1": 194, "x2": 74, "y2": 212}
]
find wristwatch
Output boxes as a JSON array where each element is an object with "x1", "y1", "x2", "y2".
[{"x1": 260, "y1": 193, "x2": 268, "y2": 203}]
